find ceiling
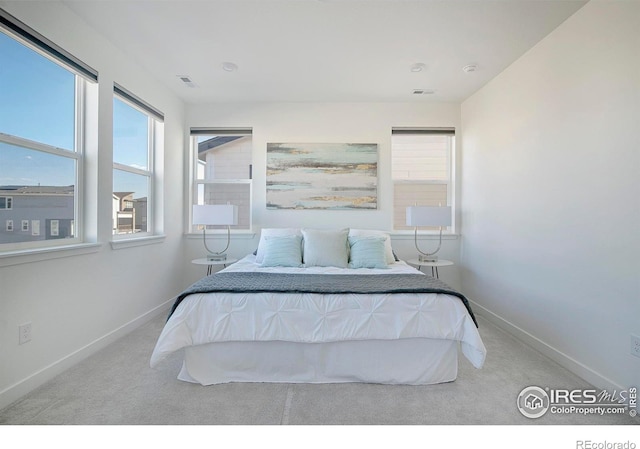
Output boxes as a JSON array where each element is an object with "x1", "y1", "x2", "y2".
[{"x1": 61, "y1": 0, "x2": 587, "y2": 104}]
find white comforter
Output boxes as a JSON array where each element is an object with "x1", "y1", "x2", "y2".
[{"x1": 150, "y1": 255, "x2": 486, "y2": 369}]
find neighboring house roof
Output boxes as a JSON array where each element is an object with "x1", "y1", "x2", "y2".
[
  {"x1": 113, "y1": 193, "x2": 146, "y2": 204},
  {"x1": 197, "y1": 136, "x2": 243, "y2": 159},
  {"x1": 113, "y1": 192, "x2": 134, "y2": 200},
  {"x1": 0, "y1": 185, "x2": 75, "y2": 195}
]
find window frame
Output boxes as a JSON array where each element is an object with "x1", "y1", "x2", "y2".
[
  {"x1": 0, "y1": 13, "x2": 95, "y2": 254},
  {"x1": 189, "y1": 128, "x2": 254, "y2": 234},
  {"x1": 391, "y1": 128, "x2": 456, "y2": 233},
  {"x1": 111, "y1": 84, "x2": 163, "y2": 241}
]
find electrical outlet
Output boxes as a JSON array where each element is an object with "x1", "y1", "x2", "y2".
[
  {"x1": 19, "y1": 322, "x2": 31, "y2": 345},
  {"x1": 632, "y1": 334, "x2": 640, "y2": 358}
]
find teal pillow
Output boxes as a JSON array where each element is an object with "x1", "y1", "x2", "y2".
[
  {"x1": 261, "y1": 235, "x2": 303, "y2": 267},
  {"x1": 348, "y1": 236, "x2": 389, "y2": 269}
]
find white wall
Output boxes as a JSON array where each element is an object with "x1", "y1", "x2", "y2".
[
  {"x1": 461, "y1": 1, "x2": 639, "y2": 390},
  {"x1": 184, "y1": 102, "x2": 463, "y2": 288},
  {"x1": 0, "y1": 1, "x2": 186, "y2": 409}
]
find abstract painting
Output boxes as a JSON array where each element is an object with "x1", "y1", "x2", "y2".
[{"x1": 266, "y1": 143, "x2": 378, "y2": 210}]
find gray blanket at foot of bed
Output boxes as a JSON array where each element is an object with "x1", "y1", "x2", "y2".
[{"x1": 169, "y1": 272, "x2": 478, "y2": 327}]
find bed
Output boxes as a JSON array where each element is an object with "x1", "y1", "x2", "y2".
[{"x1": 150, "y1": 228, "x2": 486, "y2": 385}]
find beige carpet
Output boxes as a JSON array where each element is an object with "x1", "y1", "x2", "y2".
[{"x1": 0, "y1": 313, "x2": 638, "y2": 426}]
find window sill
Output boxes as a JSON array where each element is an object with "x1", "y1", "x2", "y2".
[
  {"x1": 389, "y1": 232, "x2": 459, "y2": 240},
  {"x1": 185, "y1": 231, "x2": 256, "y2": 240},
  {"x1": 110, "y1": 234, "x2": 166, "y2": 250},
  {"x1": 0, "y1": 242, "x2": 102, "y2": 268}
]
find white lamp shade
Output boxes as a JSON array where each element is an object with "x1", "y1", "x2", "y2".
[
  {"x1": 406, "y1": 206, "x2": 452, "y2": 227},
  {"x1": 193, "y1": 204, "x2": 238, "y2": 226}
]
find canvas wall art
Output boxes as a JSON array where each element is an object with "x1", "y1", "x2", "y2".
[{"x1": 266, "y1": 143, "x2": 378, "y2": 210}]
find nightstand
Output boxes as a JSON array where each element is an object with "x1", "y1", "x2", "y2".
[
  {"x1": 407, "y1": 259, "x2": 454, "y2": 279},
  {"x1": 191, "y1": 257, "x2": 238, "y2": 276}
]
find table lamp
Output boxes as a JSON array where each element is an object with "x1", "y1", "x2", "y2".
[
  {"x1": 192, "y1": 204, "x2": 238, "y2": 261},
  {"x1": 406, "y1": 206, "x2": 452, "y2": 262}
]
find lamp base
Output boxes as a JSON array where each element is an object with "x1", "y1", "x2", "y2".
[
  {"x1": 418, "y1": 254, "x2": 438, "y2": 263},
  {"x1": 207, "y1": 253, "x2": 227, "y2": 262}
]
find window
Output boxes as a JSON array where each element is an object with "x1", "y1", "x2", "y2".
[
  {"x1": 190, "y1": 128, "x2": 252, "y2": 231},
  {"x1": 0, "y1": 9, "x2": 97, "y2": 250},
  {"x1": 112, "y1": 84, "x2": 163, "y2": 237},
  {"x1": 0, "y1": 196, "x2": 12, "y2": 209},
  {"x1": 391, "y1": 128, "x2": 455, "y2": 231},
  {"x1": 50, "y1": 219, "x2": 59, "y2": 237}
]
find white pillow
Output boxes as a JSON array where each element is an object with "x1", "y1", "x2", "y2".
[
  {"x1": 302, "y1": 228, "x2": 349, "y2": 268},
  {"x1": 261, "y1": 235, "x2": 303, "y2": 267},
  {"x1": 348, "y1": 236, "x2": 389, "y2": 269},
  {"x1": 255, "y1": 228, "x2": 302, "y2": 263},
  {"x1": 348, "y1": 229, "x2": 396, "y2": 264}
]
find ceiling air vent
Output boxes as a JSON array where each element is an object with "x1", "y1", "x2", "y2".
[
  {"x1": 413, "y1": 89, "x2": 435, "y2": 95},
  {"x1": 177, "y1": 75, "x2": 197, "y2": 88}
]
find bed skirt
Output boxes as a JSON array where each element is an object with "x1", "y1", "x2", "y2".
[{"x1": 177, "y1": 338, "x2": 458, "y2": 385}]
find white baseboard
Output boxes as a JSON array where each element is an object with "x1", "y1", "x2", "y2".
[
  {"x1": 470, "y1": 299, "x2": 624, "y2": 392},
  {"x1": 0, "y1": 299, "x2": 173, "y2": 411}
]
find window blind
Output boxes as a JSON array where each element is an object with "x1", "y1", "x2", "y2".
[
  {"x1": 0, "y1": 7, "x2": 98, "y2": 82},
  {"x1": 190, "y1": 128, "x2": 253, "y2": 136},
  {"x1": 114, "y1": 83, "x2": 164, "y2": 122},
  {"x1": 391, "y1": 127, "x2": 455, "y2": 136}
]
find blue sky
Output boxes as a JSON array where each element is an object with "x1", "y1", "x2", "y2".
[
  {"x1": 113, "y1": 97, "x2": 149, "y2": 198},
  {"x1": 1, "y1": 30, "x2": 149, "y2": 198},
  {"x1": 0, "y1": 31, "x2": 75, "y2": 152},
  {"x1": 113, "y1": 97, "x2": 148, "y2": 170},
  {"x1": 0, "y1": 30, "x2": 75, "y2": 187}
]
